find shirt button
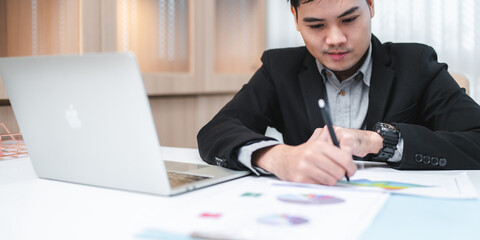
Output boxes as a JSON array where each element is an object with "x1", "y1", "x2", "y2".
[
  {"x1": 339, "y1": 90, "x2": 346, "y2": 96},
  {"x1": 327, "y1": 72, "x2": 333, "y2": 77}
]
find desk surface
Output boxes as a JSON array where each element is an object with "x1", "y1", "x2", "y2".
[{"x1": 1, "y1": 147, "x2": 480, "y2": 240}]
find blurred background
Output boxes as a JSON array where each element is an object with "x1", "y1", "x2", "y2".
[{"x1": 1, "y1": 0, "x2": 479, "y2": 148}]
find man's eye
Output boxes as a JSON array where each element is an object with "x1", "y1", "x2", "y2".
[
  {"x1": 309, "y1": 24, "x2": 324, "y2": 29},
  {"x1": 342, "y1": 16, "x2": 358, "y2": 23}
]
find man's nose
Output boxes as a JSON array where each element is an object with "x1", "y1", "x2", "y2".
[{"x1": 325, "y1": 26, "x2": 347, "y2": 47}]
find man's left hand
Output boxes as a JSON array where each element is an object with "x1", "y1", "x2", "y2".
[{"x1": 332, "y1": 126, "x2": 384, "y2": 157}]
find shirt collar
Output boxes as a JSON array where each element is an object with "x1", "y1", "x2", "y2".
[{"x1": 315, "y1": 43, "x2": 372, "y2": 87}]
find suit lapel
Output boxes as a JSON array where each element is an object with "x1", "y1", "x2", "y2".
[
  {"x1": 298, "y1": 53, "x2": 326, "y2": 131},
  {"x1": 364, "y1": 36, "x2": 395, "y2": 130}
]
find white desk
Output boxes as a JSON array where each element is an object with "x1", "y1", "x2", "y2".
[{"x1": 1, "y1": 147, "x2": 480, "y2": 240}]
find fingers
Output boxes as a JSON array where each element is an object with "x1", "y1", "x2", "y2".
[
  {"x1": 334, "y1": 127, "x2": 373, "y2": 157},
  {"x1": 297, "y1": 143, "x2": 356, "y2": 183},
  {"x1": 335, "y1": 127, "x2": 357, "y2": 152},
  {"x1": 319, "y1": 125, "x2": 334, "y2": 144},
  {"x1": 320, "y1": 143, "x2": 357, "y2": 178},
  {"x1": 289, "y1": 166, "x2": 339, "y2": 186},
  {"x1": 318, "y1": 126, "x2": 356, "y2": 177},
  {"x1": 311, "y1": 151, "x2": 351, "y2": 181},
  {"x1": 276, "y1": 127, "x2": 358, "y2": 185},
  {"x1": 307, "y1": 128, "x2": 324, "y2": 142}
]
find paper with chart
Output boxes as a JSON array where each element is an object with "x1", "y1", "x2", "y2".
[
  {"x1": 137, "y1": 178, "x2": 389, "y2": 240},
  {"x1": 336, "y1": 171, "x2": 477, "y2": 199}
]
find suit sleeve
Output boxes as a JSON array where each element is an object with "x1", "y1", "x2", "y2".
[
  {"x1": 197, "y1": 51, "x2": 282, "y2": 171},
  {"x1": 390, "y1": 46, "x2": 480, "y2": 170}
]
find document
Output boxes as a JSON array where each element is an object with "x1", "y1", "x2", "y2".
[
  {"x1": 136, "y1": 172, "x2": 476, "y2": 239},
  {"x1": 140, "y1": 178, "x2": 389, "y2": 240},
  {"x1": 336, "y1": 171, "x2": 477, "y2": 199}
]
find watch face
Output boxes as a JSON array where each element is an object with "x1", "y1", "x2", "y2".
[
  {"x1": 384, "y1": 123, "x2": 397, "y2": 131},
  {"x1": 375, "y1": 122, "x2": 397, "y2": 132}
]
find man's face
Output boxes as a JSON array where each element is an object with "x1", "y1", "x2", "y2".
[{"x1": 292, "y1": 0, "x2": 374, "y2": 73}]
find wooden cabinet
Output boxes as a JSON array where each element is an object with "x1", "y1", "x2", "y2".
[
  {"x1": 0, "y1": 0, "x2": 266, "y2": 147},
  {"x1": 0, "y1": 0, "x2": 82, "y2": 102},
  {"x1": 82, "y1": 0, "x2": 265, "y2": 95},
  {"x1": 0, "y1": 0, "x2": 81, "y2": 57}
]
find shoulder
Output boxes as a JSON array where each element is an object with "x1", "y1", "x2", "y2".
[
  {"x1": 259, "y1": 47, "x2": 311, "y2": 74},
  {"x1": 381, "y1": 42, "x2": 438, "y2": 63},
  {"x1": 375, "y1": 40, "x2": 445, "y2": 78},
  {"x1": 262, "y1": 46, "x2": 309, "y2": 59},
  {"x1": 384, "y1": 42, "x2": 432, "y2": 52},
  {"x1": 375, "y1": 40, "x2": 456, "y2": 96}
]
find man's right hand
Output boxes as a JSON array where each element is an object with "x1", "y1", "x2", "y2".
[{"x1": 252, "y1": 128, "x2": 357, "y2": 185}]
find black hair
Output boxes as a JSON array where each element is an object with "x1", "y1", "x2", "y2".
[
  {"x1": 288, "y1": 0, "x2": 368, "y2": 12},
  {"x1": 288, "y1": 0, "x2": 315, "y2": 12}
]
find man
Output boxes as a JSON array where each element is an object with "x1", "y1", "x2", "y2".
[{"x1": 197, "y1": 0, "x2": 480, "y2": 185}]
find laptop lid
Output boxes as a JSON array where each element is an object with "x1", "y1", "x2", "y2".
[{"x1": 0, "y1": 52, "x2": 247, "y2": 196}]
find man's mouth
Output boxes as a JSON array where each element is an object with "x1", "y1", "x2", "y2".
[{"x1": 327, "y1": 52, "x2": 348, "y2": 61}]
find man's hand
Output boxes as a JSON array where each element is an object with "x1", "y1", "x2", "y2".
[
  {"x1": 252, "y1": 127, "x2": 384, "y2": 185},
  {"x1": 252, "y1": 128, "x2": 358, "y2": 185},
  {"x1": 333, "y1": 126, "x2": 384, "y2": 157}
]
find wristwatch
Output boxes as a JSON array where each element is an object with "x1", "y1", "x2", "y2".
[{"x1": 373, "y1": 122, "x2": 400, "y2": 161}]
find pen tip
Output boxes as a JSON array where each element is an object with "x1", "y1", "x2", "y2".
[{"x1": 318, "y1": 99, "x2": 325, "y2": 108}]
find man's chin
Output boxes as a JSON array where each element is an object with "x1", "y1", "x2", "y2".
[{"x1": 323, "y1": 64, "x2": 350, "y2": 72}]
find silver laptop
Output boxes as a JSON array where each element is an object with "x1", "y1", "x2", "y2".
[{"x1": 0, "y1": 52, "x2": 249, "y2": 196}]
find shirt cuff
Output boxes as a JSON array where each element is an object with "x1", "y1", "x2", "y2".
[
  {"x1": 387, "y1": 136, "x2": 404, "y2": 163},
  {"x1": 238, "y1": 140, "x2": 280, "y2": 175}
]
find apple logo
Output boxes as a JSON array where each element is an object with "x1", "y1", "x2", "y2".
[{"x1": 65, "y1": 104, "x2": 82, "y2": 128}]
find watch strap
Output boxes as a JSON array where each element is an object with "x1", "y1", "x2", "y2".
[{"x1": 373, "y1": 122, "x2": 399, "y2": 161}]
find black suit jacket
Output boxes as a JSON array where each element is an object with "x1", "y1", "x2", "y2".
[{"x1": 197, "y1": 35, "x2": 480, "y2": 171}]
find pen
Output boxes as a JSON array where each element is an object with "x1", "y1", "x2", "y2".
[{"x1": 318, "y1": 99, "x2": 350, "y2": 182}]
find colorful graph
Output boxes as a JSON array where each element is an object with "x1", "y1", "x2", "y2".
[
  {"x1": 241, "y1": 192, "x2": 262, "y2": 197},
  {"x1": 277, "y1": 193, "x2": 344, "y2": 204},
  {"x1": 199, "y1": 213, "x2": 222, "y2": 219},
  {"x1": 340, "y1": 179, "x2": 430, "y2": 190},
  {"x1": 257, "y1": 214, "x2": 309, "y2": 226}
]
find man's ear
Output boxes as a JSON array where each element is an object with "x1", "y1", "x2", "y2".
[
  {"x1": 367, "y1": 0, "x2": 375, "y2": 18},
  {"x1": 291, "y1": 6, "x2": 300, "y2": 31}
]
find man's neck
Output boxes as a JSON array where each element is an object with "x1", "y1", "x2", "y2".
[{"x1": 332, "y1": 49, "x2": 369, "y2": 82}]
